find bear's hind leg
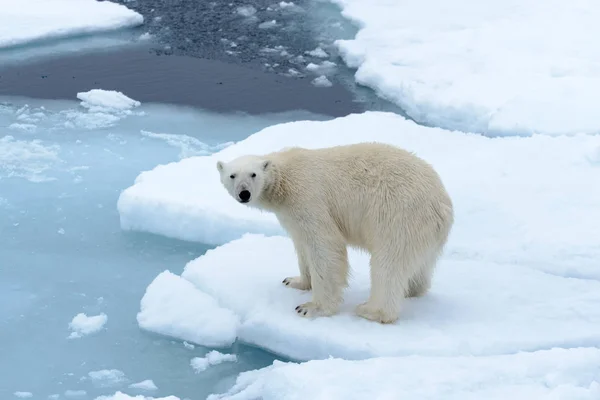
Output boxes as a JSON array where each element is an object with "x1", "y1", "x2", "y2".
[
  {"x1": 406, "y1": 253, "x2": 438, "y2": 297},
  {"x1": 355, "y1": 252, "x2": 411, "y2": 324},
  {"x1": 294, "y1": 236, "x2": 349, "y2": 318},
  {"x1": 283, "y1": 238, "x2": 311, "y2": 290}
]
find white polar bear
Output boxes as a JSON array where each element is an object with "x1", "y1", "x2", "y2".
[{"x1": 216, "y1": 142, "x2": 454, "y2": 323}]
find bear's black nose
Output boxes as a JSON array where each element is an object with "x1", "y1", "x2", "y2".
[{"x1": 239, "y1": 190, "x2": 251, "y2": 203}]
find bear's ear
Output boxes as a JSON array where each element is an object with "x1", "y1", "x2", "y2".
[
  {"x1": 216, "y1": 161, "x2": 224, "y2": 172},
  {"x1": 262, "y1": 160, "x2": 270, "y2": 171}
]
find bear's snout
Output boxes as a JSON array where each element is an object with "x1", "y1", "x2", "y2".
[{"x1": 239, "y1": 190, "x2": 251, "y2": 203}]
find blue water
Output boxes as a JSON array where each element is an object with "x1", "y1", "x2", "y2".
[
  {"x1": 0, "y1": 98, "x2": 304, "y2": 399},
  {"x1": 0, "y1": 1, "x2": 396, "y2": 399}
]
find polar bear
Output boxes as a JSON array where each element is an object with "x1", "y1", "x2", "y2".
[{"x1": 216, "y1": 142, "x2": 454, "y2": 323}]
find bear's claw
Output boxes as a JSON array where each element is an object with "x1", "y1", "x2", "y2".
[
  {"x1": 282, "y1": 276, "x2": 311, "y2": 290},
  {"x1": 294, "y1": 301, "x2": 336, "y2": 318}
]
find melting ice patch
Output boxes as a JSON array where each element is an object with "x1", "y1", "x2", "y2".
[
  {"x1": 0, "y1": 0, "x2": 143, "y2": 49},
  {"x1": 141, "y1": 131, "x2": 232, "y2": 160},
  {"x1": 97, "y1": 393, "x2": 180, "y2": 400},
  {"x1": 0, "y1": 135, "x2": 61, "y2": 182},
  {"x1": 88, "y1": 369, "x2": 127, "y2": 387},
  {"x1": 330, "y1": 0, "x2": 600, "y2": 136},
  {"x1": 190, "y1": 351, "x2": 238, "y2": 373},
  {"x1": 68, "y1": 312, "x2": 107, "y2": 339}
]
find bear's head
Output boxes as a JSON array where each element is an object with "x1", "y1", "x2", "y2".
[{"x1": 216, "y1": 155, "x2": 271, "y2": 206}]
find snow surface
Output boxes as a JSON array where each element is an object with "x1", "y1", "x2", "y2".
[
  {"x1": 330, "y1": 0, "x2": 600, "y2": 136},
  {"x1": 68, "y1": 312, "x2": 107, "y2": 339},
  {"x1": 141, "y1": 234, "x2": 600, "y2": 360},
  {"x1": 118, "y1": 112, "x2": 600, "y2": 280},
  {"x1": 209, "y1": 348, "x2": 600, "y2": 400},
  {"x1": 0, "y1": 0, "x2": 143, "y2": 49},
  {"x1": 191, "y1": 351, "x2": 238, "y2": 373},
  {"x1": 137, "y1": 270, "x2": 239, "y2": 348}
]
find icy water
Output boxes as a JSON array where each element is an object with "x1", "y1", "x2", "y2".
[
  {"x1": 0, "y1": 1, "x2": 398, "y2": 399},
  {"x1": 0, "y1": 98, "x2": 302, "y2": 399}
]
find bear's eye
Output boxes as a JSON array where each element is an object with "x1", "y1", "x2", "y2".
[
  {"x1": 251, "y1": 173, "x2": 256, "y2": 178},
  {"x1": 229, "y1": 174, "x2": 236, "y2": 179}
]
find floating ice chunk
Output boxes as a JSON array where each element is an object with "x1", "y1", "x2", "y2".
[
  {"x1": 306, "y1": 47, "x2": 328, "y2": 58},
  {"x1": 88, "y1": 369, "x2": 126, "y2": 387},
  {"x1": 168, "y1": 233, "x2": 600, "y2": 361},
  {"x1": 117, "y1": 112, "x2": 600, "y2": 279},
  {"x1": 0, "y1": 0, "x2": 143, "y2": 49},
  {"x1": 13, "y1": 392, "x2": 32, "y2": 399},
  {"x1": 311, "y1": 75, "x2": 333, "y2": 88},
  {"x1": 279, "y1": 1, "x2": 295, "y2": 8},
  {"x1": 128, "y1": 380, "x2": 158, "y2": 391},
  {"x1": 48, "y1": 395, "x2": 60, "y2": 399},
  {"x1": 330, "y1": 0, "x2": 600, "y2": 136},
  {"x1": 208, "y1": 347, "x2": 600, "y2": 400},
  {"x1": 305, "y1": 60, "x2": 336, "y2": 75},
  {"x1": 68, "y1": 312, "x2": 107, "y2": 338},
  {"x1": 191, "y1": 351, "x2": 238, "y2": 373},
  {"x1": 137, "y1": 270, "x2": 239, "y2": 348},
  {"x1": 236, "y1": 5, "x2": 257, "y2": 17},
  {"x1": 77, "y1": 89, "x2": 141, "y2": 113},
  {"x1": 258, "y1": 20, "x2": 278, "y2": 29},
  {"x1": 183, "y1": 341, "x2": 195, "y2": 350}
]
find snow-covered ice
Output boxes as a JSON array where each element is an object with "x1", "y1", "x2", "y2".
[
  {"x1": 191, "y1": 351, "x2": 238, "y2": 373},
  {"x1": 209, "y1": 348, "x2": 600, "y2": 400},
  {"x1": 0, "y1": 0, "x2": 143, "y2": 49},
  {"x1": 68, "y1": 312, "x2": 108, "y2": 339},
  {"x1": 128, "y1": 380, "x2": 158, "y2": 391},
  {"x1": 140, "y1": 234, "x2": 600, "y2": 360},
  {"x1": 330, "y1": 0, "x2": 600, "y2": 136},
  {"x1": 118, "y1": 112, "x2": 600, "y2": 280},
  {"x1": 124, "y1": 107, "x2": 600, "y2": 396},
  {"x1": 137, "y1": 270, "x2": 239, "y2": 348}
]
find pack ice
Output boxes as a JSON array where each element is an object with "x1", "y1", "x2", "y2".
[{"x1": 120, "y1": 111, "x2": 600, "y2": 399}]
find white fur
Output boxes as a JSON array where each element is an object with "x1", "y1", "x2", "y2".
[{"x1": 217, "y1": 142, "x2": 454, "y2": 324}]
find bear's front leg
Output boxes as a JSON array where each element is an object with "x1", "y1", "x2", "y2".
[
  {"x1": 294, "y1": 234, "x2": 349, "y2": 319},
  {"x1": 282, "y1": 236, "x2": 311, "y2": 290}
]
